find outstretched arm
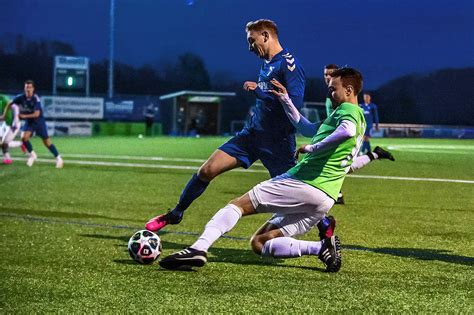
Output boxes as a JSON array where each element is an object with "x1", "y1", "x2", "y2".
[
  {"x1": 295, "y1": 120, "x2": 356, "y2": 159},
  {"x1": 11, "y1": 104, "x2": 20, "y2": 130},
  {"x1": 243, "y1": 81, "x2": 275, "y2": 102},
  {"x1": 270, "y1": 79, "x2": 319, "y2": 137},
  {"x1": 20, "y1": 110, "x2": 40, "y2": 119}
]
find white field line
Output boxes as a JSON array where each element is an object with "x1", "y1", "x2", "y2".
[
  {"x1": 13, "y1": 153, "x2": 266, "y2": 167},
  {"x1": 387, "y1": 144, "x2": 474, "y2": 154},
  {"x1": 15, "y1": 157, "x2": 268, "y2": 173},
  {"x1": 13, "y1": 157, "x2": 474, "y2": 184},
  {"x1": 388, "y1": 149, "x2": 473, "y2": 155},
  {"x1": 388, "y1": 144, "x2": 474, "y2": 150}
]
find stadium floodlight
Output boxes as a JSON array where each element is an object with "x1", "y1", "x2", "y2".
[{"x1": 108, "y1": 0, "x2": 115, "y2": 99}]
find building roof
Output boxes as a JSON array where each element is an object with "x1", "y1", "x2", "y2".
[{"x1": 159, "y1": 90, "x2": 236, "y2": 101}]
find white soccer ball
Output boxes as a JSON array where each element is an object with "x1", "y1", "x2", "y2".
[{"x1": 128, "y1": 230, "x2": 162, "y2": 264}]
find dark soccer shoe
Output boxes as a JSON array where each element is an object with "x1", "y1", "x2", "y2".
[
  {"x1": 318, "y1": 235, "x2": 342, "y2": 272},
  {"x1": 145, "y1": 210, "x2": 183, "y2": 232},
  {"x1": 335, "y1": 192, "x2": 345, "y2": 205},
  {"x1": 159, "y1": 247, "x2": 207, "y2": 270},
  {"x1": 373, "y1": 146, "x2": 395, "y2": 161},
  {"x1": 317, "y1": 215, "x2": 337, "y2": 240}
]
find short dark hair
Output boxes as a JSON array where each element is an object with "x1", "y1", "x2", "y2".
[
  {"x1": 245, "y1": 19, "x2": 278, "y2": 37},
  {"x1": 324, "y1": 64, "x2": 339, "y2": 70},
  {"x1": 331, "y1": 67, "x2": 363, "y2": 95},
  {"x1": 24, "y1": 80, "x2": 35, "y2": 88},
  {"x1": 363, "y1": 92, "x2": 371, "y2": 96}
]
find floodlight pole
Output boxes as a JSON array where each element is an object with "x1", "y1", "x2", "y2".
[{"x1": 108, "y1": 0, "x2": 115, "y2": 99}]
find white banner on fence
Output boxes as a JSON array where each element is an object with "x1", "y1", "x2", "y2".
[
  {"x1": 105, "y1": 100, "x2": 134, "y2": 114},
  {"x1": 43, "y1": 96, "x2": 104, "y2": 119},
  {"x1": 46, "y1": 121, "x2": 92, "y2": 136}
]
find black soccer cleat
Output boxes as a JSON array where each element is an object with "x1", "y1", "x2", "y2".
[
  {"x1": 318, "y1": 235, "x2": 342, "y2": 272},
  {"x1": 317, "y1": 215, "x2": 337, "y2": 240},
  {"x1": 335, "y1": 192, "x2": 345, "y2": 205},
  {"x1": 373, "y1": 146, "x2": 395, "y2": 161},
  {"x1": 159, "y1": 247, "x2": 207, "y2": 270}
]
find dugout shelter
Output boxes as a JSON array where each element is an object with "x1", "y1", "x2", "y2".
[{"x1": 160, "y1": 90, "x2": 236, "y2": 136}]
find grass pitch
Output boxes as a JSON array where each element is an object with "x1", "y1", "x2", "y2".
[{"x1": 1, "y1": 136, "x2": 473, "y2": 313}]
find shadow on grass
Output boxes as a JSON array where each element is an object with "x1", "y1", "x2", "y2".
[
  {"x1": 79, "y1": 230, "x2": 190, "y2": 245},
  {"x1": 0, "y1": 206, "x2": 132, "y2": 222},
  {"x1": 346, "y1": 244, "x2": 474, "y2": 266},
  {"x1": 65, "y1": 163, "x2": 196, "y2": 176},
  {"x1": 83, "y1": 233, "x2": 325, "y2": 272}
]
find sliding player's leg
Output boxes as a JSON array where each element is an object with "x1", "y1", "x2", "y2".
[{"x1": 146, "y1": 149, "x2": 243, "y2": 231}]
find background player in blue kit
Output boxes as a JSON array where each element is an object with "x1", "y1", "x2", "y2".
[
  {"x1": 359, "y1": 92, "x2": 379, "y2": 154},
  {"x1": 11, "y1": 80, "x2": 63, "y2": 168},
  {"x1": 146, "y1": 19, "x2": 335, "y2": 239}
]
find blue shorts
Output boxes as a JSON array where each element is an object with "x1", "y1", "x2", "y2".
[
  {"x1": 23, "y1": 119, "x2": 49, "y2": 139},
  {"x1": 219, "y1": 130, "x2": 297, "y2": 178}
]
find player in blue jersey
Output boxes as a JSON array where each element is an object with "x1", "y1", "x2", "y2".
[
  {"x1": 10, "y1": 80, "x2": 64, "y2": 168},
  {"x1": 359, "y1": 92, "x2": 379, "y2": 154},
  {"x1": 158, "y1": 67, "x2": 368, "y2": 272},
  {"x1": 146, "y1": 19, "x2": 335, "y2": 239}
]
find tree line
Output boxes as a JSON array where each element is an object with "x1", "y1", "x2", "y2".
[{"x1": 0, "y1": 36, "x2": 472, "y2": 126}]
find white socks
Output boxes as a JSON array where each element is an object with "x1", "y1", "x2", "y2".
[
  {"x1": 350, "y1": 154, "x2": 372, "y2": 172},
  {"x1": 261, "y1": 237, "x2": 322, "y2": 258},
  {"x1": 190, "y1": 204, "x2": 324, "y2": 259},
  {"x1": 191, "y1": 204, "x2": 242, "y2": 252},
  {"x1": 9, "y1": 141, "x2": 22, "y2": 148}
]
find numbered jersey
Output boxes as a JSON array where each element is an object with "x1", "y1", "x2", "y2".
[{"x1": 287, "y1": 102, "x2": 366, "y2": 200}]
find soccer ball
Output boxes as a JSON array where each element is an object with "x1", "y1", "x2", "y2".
[{"x1": 128, "y1": 230, "x2": 162, "y2": 264}]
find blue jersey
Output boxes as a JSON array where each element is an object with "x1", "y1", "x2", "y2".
[
  {"x1": 245, "y1": 49, "x2": 305, "y2": 137},
  {"x1": 13, "y1": 93, "x2": 44, "y2": 123},
  {"x1": 359, "y1": 102, "x2": 379, "y2": 129}
]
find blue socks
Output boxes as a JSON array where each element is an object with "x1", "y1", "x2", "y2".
[
  {"x1": 48, "y1": 144, "x2": 59, "y2": 157},
  {"x1": 171, "y1": 173, "x2": 210, "y2": 217},
  {"x1": 361, "y1": 140, "x2": 371, "y2": 154},
  {"x1": 23, "y1": 141, "x2": 33, "y2": 153}
]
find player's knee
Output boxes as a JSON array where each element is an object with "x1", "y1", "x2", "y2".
[
  {"x1": 197, "y1": 164, "x2": 217, "y2": 181},
  {"x1": 250, "y1": 235, "x2": 265, "y2": 255}
]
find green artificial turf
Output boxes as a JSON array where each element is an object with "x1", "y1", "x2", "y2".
[{"x1": 1, "y1": 136, "x2": 473, "y2": 313}]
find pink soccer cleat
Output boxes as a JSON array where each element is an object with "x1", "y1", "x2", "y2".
[
  {"x1": 145, "y1": 214, "x2": 169, "y2": 232},
  {"x1": 3, "y1": 159, "x2": 13, "y2": 165},
  {"x1": 145, "y1": 211, "x2": 182, "y2": 232}
]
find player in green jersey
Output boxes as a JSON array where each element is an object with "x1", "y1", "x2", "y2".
[
  {"x1": 158, "y1": 67, "x2": 365, "y2": 273},
  {"x1": 0, "y1": 94, "x2": 23, "y2": 164},
  {"x1": 323, "y1": 64, "x2": 394, "y2": 204}
]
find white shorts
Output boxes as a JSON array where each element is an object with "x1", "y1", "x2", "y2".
[
  {"x1": 0, "y1": 123, "x2": 20, "y2": 144},
  {"x1": 248, "y1": 174, "x2": 335, "y2": 237}
]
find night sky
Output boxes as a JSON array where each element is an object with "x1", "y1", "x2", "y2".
[{"x1": 2, "y1": 0, "x2": 473, "y2": 89}]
